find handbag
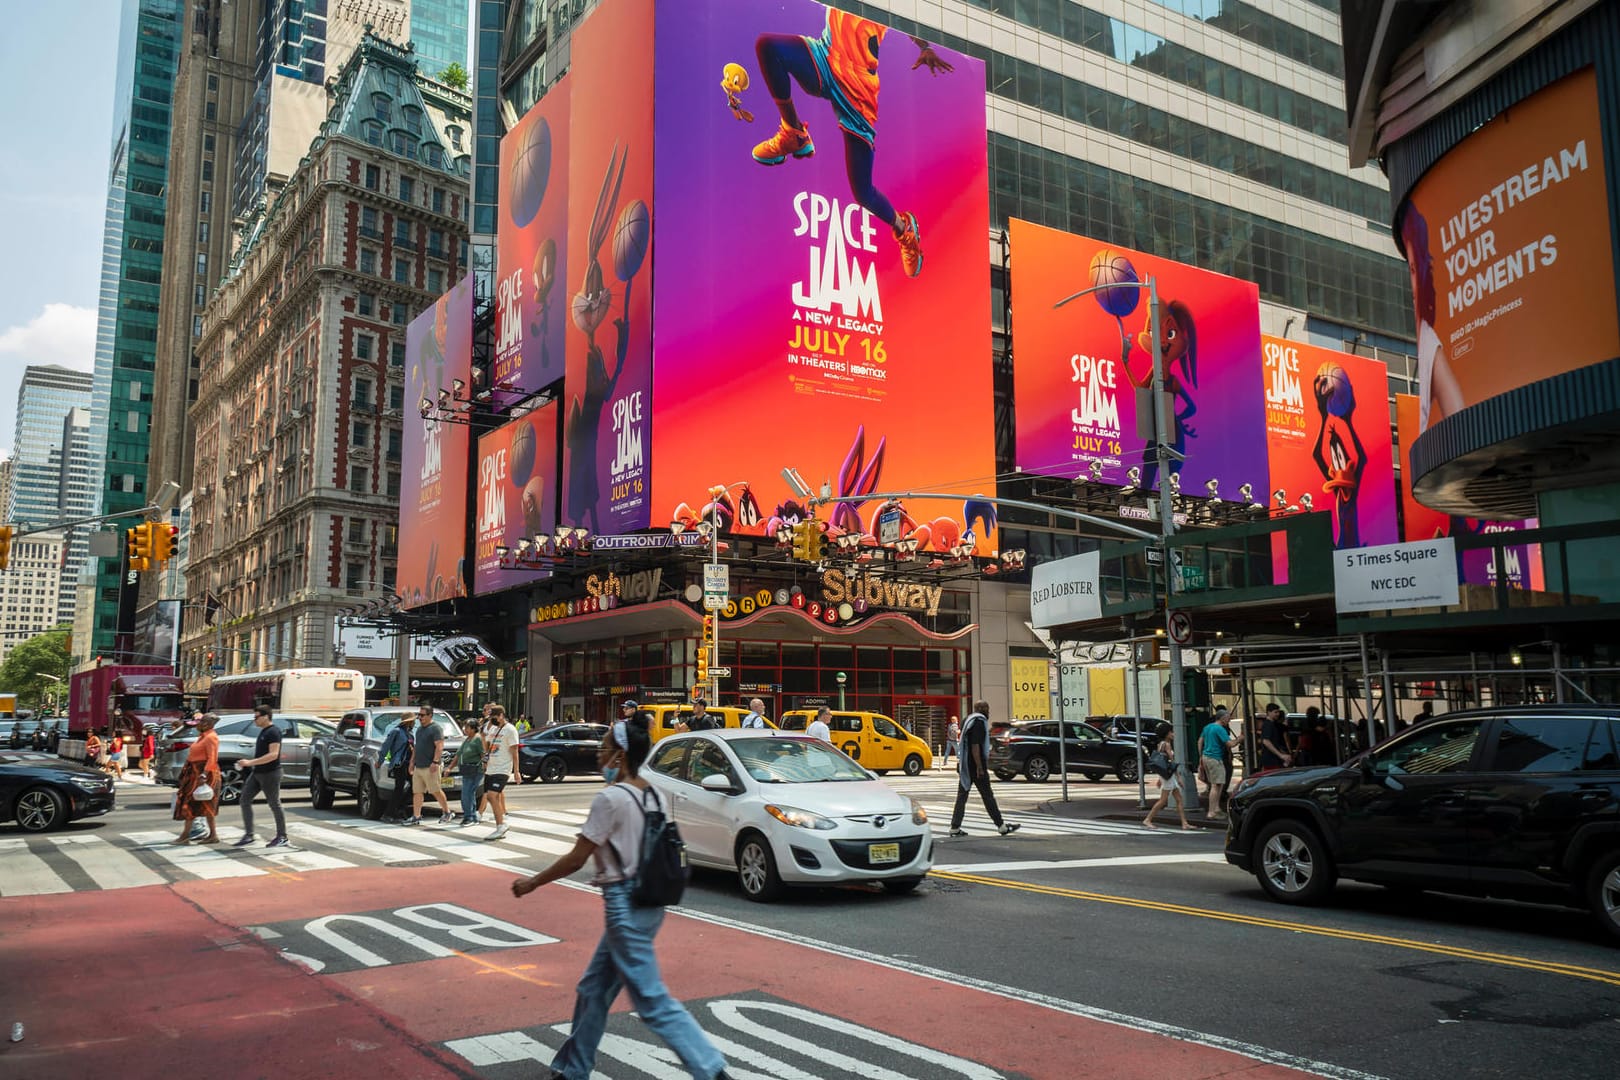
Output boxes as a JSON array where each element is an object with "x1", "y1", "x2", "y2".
[
  {"x1": 1146, "y1": 750, "x2": 1175, "y2": 779},
  {"x1": 192, "y1": 779, "x2": 216, "y2": 801},
  {"x1": 607, "y1": 785, "x2": 689, "y2": 908}
]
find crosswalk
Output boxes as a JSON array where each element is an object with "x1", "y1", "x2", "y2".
[{"x1": 0, "y1": 803, "x2": 1161, "y2": 898}]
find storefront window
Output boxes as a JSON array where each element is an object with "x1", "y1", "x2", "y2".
[
  {"x1": 782, "y1": 643, "x2": 816, "y2": 668},
  {"x1": 857, "y1": 646, "x2": 890, "y2": 670},
  {"x1": 819, "y1": 645, "x2": 853, "y2": 670},
  {"x1": 894, "y1": 648, "x2": 926, "y2": 670},
  {"x1": 741, "y1": 641, "x2": 779, "y2": 666}
]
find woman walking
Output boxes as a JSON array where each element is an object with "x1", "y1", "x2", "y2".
[
  {"x1": 140, "y1": 727, "x2": 157, "y2": 779},
  {"x1": 107, "y1": 734, "x2": 127, "y2": 780},
  {"x1": 510, "y1": 712, "x2": 733, "y2": 1080},
  {"x1": 174, "y1": 713, "x2": 222, "y2": 844},
  {"x1": 1143, "y1": 727, "x2": 1194, "y2": 831},
  {"x1": 454, "y1": 718, "x2": 485, "y2": 825}
]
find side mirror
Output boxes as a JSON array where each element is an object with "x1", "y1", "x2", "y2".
[
  {"x1": 341, "y1": 728, "x2": 363, "y2": 742},
  {"x1": 700, "y1": 773, "x2": 736, "y2": 794}
]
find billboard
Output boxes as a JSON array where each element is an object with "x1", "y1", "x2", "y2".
[
  {"x1": 1010, "y1": 219, "x2": 1268, "y2": 499},
  {"x1": 495, "y1": 74, "x2": 570, "y2": 399},
  {"x1": 649, "y1": 1, "x2": 996, "y2": 553},
  {"x1": 1395, "y1": 394, "x2": 1544, "y2": 589},
  {"x1": 399, "y1": 276, "x2": 473, "y2": 609},
  {"x1": 1263, "y1": 336, "x2": 1396, "y2": 564},
  {"x1": 1398, "y1": 66, "x2": 1619, "y2": 434},
  {"x1": 561, "y1": 0, "x2": 656, "y2": 534},
  {"x1": 475, "y1": 403, "x2": 560, "y2": 595},
  {"x1": 134, "y1": 600, "x2": 181, "y2": 668}
]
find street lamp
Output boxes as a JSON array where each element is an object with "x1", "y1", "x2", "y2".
[{"x1": 836, "y1": 670, "x2": 847, "y2": 711}]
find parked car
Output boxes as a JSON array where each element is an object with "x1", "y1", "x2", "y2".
[
  {"x1": 0, "y1": 750, "x2": 117, "y2": 832},
  {"x1": 989, "y1": 720, "x2": 1145, "y2": 783},
  {"x1": 641, "y1": 729, "x2": 932, "y2": 901},
  {"x1": 308, "y1": 708, "x2": 463, "y2": 819},
  {"x1": 1225, "y1": 706, "x2": 1620, "y2": 942},
  {"x1": 519, "y1": 723, "x2": 610, "y2": 783}
]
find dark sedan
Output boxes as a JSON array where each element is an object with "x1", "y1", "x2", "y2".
[
  {"x1": 519, "y1": 723, "x2": 610, "y2": 783},
  {"x1": 1, "y1": 752, "x2": 117, "y2": 832},
  {"x1": 990, "y1": 720, "x2": 1146, "y2": 783}
]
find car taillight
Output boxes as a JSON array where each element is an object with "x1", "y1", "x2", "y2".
[{"x1": 171, "y1": 740, "x2": 194, "y2": 751}]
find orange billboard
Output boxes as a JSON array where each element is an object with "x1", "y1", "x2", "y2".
[{"x1": 1398, "y1": 66, "x2": 1619, "y2": 434}]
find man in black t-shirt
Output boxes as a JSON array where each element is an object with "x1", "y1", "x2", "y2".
[
  {"x1": 236, "y1": 705, "x2": 288, "y2": 847},
  {"x1": 685, "y1": 701, "x2": 717, "y2": 731},
  {"x1": 1258, "y1": 703, "x2": 1292, "y2": 773}
]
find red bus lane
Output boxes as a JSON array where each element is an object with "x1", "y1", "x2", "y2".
[{"x1": 3, "y1": 862, "x2": 1326, "y2": 1080}]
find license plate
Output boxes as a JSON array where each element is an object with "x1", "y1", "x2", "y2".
[{"x1": 868, "y1": 842, "x2": 900, "y2": 864}]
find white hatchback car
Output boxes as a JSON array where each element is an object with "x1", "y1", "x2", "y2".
[{"x1": 641, "y1": 729, "x2": 932, "y2": 901}]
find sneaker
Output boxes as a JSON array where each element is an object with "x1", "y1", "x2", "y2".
[
  {"x1": 265, "y1": 835, "x2": 288, "y2": 848},
  {"x1": 487, "y1": 823, "x2": 510, "y2": 841},
  {"x1": 894, "y1": 211, "x2": 924, "y2": 278},
  {"x1": 752, "y1": 120, "x2": 814, "y2": 165},
  {"x1": 435, "y1": 813, "x2": 457, "y2": 827},
  {"x1": 401, "y1": 817, "x2": 421, "y2": 827},
  {"x1": 947, "y1": 829, "x2": 968, "y2": 838},
  {"x1": 233, "y1": 835, "x2": 257, "y2": 847},
  {"x1": 458, "y1": 817, "x2": 476, "y2": 827},
  {"x1": 998, "y1": 822, "x2": 1022, "y2": 836}
]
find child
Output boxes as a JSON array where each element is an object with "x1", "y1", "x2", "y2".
[{"x1": 1143, "y1": 733, "x2": 1194, "y2": 831}]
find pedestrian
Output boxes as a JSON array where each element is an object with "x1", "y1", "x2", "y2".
[
  {"x1": 941, "y1": 714, "x2": 961, "y2": 769},
  {"x1": 806, "y1": 706, "x2": 831, "y2": 743},
  {"x1": 1295, "y1": 705, "x2": 1322, "y2": 766},
  {"x1": 482, "y1": 705, "x2": 521, "y2": 841},
  {"x1": 409, "y1": 705, "x2": 456, "y2": 826},
  {"x1": 379, "y1": 712, "x2": 416, "y2": 824},
  {"x1": 173, "y1": 713, "x2": 222, "y2": 844},
  {"x1": 107, "y1": 733, "x2": 128, "y2": 779},
  {"x1": 1198, "y1": 707, "x2": 1232, "y2": 821},
  {"x1": 235, "y1": 705, "x2": 288, "y2": 848},
  {"x1": 453, "y1": 718, "x2": 485, "y2": 825},
  {"x1": 1143, "y1": 727, "x2": 1195, "y2": 831},
  {"x1": 140, "y1": 727, "x2": 156, "y2": 779},
  {"x1": 84, "y1": 730, "x2": 103, "y2": 770},
  {"x1": 741, "y1": 697, "x2": 769, "y2": 729},
  {"x1": 1308, "y1": 707, "x2": 1334, "y2": 767},
  {"x1": 510, "y1": 711, "x2": 735, "y2": 1080},
  {"x1": 949, "y1": 701, "x2": 1020, "y2": 837},
  {"x1": 685, "y1": 700, "x2": 717, "y2": 732},
  {"x1": 1258, "y1": 703, "x2": 1292, "y2": 772},
  {"x1": 1414, "y1": 701, "x2": 1435, "y2": 727}
]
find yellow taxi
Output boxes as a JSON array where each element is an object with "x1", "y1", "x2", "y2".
[
  {"x1": 642, "y1": 703, "x2": 762, "y2": 743},
  {"x1": 778, "y1": 709, "x2": 933, "y2": 775}
]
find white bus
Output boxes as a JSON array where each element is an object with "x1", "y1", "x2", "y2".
[{"x1": 206, "y1": 668, "x2": 367, "y2": 719}]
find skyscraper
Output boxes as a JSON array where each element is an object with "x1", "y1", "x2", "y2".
[
  {"x1": 9, "y1": 366, "x2": 94, "y2": 532},
  {"x1": 56, "y1": 409, "x2": 98, "y2": 624},
  {"x1": 410, "y1": 0, "x2": 471, "y2": 77},
  {"x1": 87, "y1": 0, "x2": 183, "y2": 659}
]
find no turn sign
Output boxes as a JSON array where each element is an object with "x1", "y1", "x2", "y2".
[{"x1": 1167, "y1": 611, "x2": 1193, "y2": 646}]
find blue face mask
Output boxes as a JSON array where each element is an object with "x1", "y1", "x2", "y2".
[{"x1": 601, "y1": 765, "x2": 620, "y2": 783}]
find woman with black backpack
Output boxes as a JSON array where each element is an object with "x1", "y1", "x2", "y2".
[
  {"x1": 510, "y1": 708, "x2": 734, "y2": 1080},
  {"x1": 1143, "y1": 724, "x2": 1195, "y2": 831}
]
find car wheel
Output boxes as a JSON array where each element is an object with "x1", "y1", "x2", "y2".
[
  {"x1": 539, "y1": 756, "x2": 567, "y2": 784},
  {"x1": 219, "y1": 766, "x2": 245, "y2": 806},
  {"x1": 1585, "y1": 849, "x2": 1620, "y2": 943},
  {"x1": 903, "y1": 754, "x2": 925, "y2": 776},
  {"x1": 1083, "y1": 770, "x2": 1106, "y2": 782},
  {"x1": 15, "y1": 786, "x2": 66, "y2": 832},
  {"x1": 994, "y1": 770, "x2": 1016, "y2": 781},
  {"x1": 1116, "y1": 755, "x2": 1140, "y2": 784},
  {"x1": 1024, "y1": 755, "x2": 1051, "y2": 783},
  {"x1": 1254, "y1": 818, "x2": 1336, "y2": 905},
  {"x1": 309, "y1": 764, "x2": 335, "y2": 810},
  {"x1": 736, "y1": 832, "x2": 783, "y2": 902},
  {"x1": 881, "y1": 876, "x2": 924, "y2": 895},
  {"x1": 358, "y1": 771, "x2": 385, "y2": 820}
]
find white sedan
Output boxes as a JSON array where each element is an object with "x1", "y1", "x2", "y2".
[{"x1": 641, "y1": 729, "x2": 932, "y2": 901}]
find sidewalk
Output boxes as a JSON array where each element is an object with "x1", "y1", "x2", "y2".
[{"x1": 1036, "y1": 790, "x2": 1231, "y2": 830}]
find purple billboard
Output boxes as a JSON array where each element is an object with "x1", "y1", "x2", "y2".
[{"x1": 475, "y1": 403, "x2": 560, "y2": 595}]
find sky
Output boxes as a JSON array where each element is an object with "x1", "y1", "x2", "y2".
[{"x1": 0, "y1": 5, "x2": 121, "y2": 453}]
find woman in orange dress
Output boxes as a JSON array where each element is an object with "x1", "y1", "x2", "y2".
[{"x1": 173, "y1": 713, "x2": 221, "y2": 844}]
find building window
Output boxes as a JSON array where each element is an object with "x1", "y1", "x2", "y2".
[
  {"x1": 391, "y1": 302, "x2": 407, "y2": 325},
  {"x1": 352, "y1": 421, "x2": 370, "y2": 448},
  {"x1": 207, "y1": 74, "x2": 218, "y2": 92},
  {"x1": 399, "y1": 176, "x2": 414, "y2": 203},
  {"x1": 204, "y1": 133, "x2": 215, "y2": 153},
  {"x1": 127, "y1": 411, "x2": 141, "y2": 433},
  {"x1": 357, "y1": 291, "x2": 374, "y2": 316},
  {"x1": 349, "y1": 466, "x2": 368, "y2": 493},
  {"x1": 390, "y1": 341, "x2": 405, "y2": 367},
  {"x1": 346, "y1": 562, "x2": 365, "y2": 590},
  {"x1": 387, "y1": 428, "x2": 402, "y2": 459},
  {"x1": 204, "y1": 101, "x2": 216, "y2": 121},
  {"x1": 428, "y1": 228, "x2": 443, "y2": 256},
  {"x1": 371, "y1": 92, "x2": 392, "y2": 122},
  {"x1": 355, "y1": 379, "x2": 373, "y2": 406},
  {"x1": 432, "y1": 187, "x2": 444, "y2": 214},
  {"x1": 394, "y1": 219, "x2": 411, "y2": 247},
  {"x1": 393, "y1": 258, "x2": 409, "y2": 284},
  {"x1": 129, "y1": 382, "x2": 142, "y2": 401},
  {"x1": 362, "y1": 119, "x2": 384, "y2": 146},
  {"x1": 197, "y1": 222, "x2": 209, "y2": 244},
  {"x1": 388, "y1": 385, "x2": 404, "y2": 410},
  {"x1": 359, "y1": 248, "x2": 376, "y2": 274},
  {"x1": 427, "y1": 268, "x2": 443, "y2": 293},
  {"x1": 386, "y1": 471, "x2": 401, "y2": 498},
  {"x1": 201, "y1": 160, "x2": 212, "y2": 182},
  {"x1": 348, "y1": 519, "x2": 365, "y2": 543},
  {"x1": 402, "y1": 106, "x2": 423, "y2": 135},
  {"x1": 355, "y1": 334, "x2": 373, "y2": 361},
  {"x1": 364, "y1": 164, "x2": 380, "y2": 190},
  {"x1": 360, "y1": 206, "x2": 379, "y2": 236},
  {"x1": 200, "y1": 191, "x2": 211, "y2": 213},
  {"x1": 193, "y1": 315, "x2": 203, "y2": 338},
  {"x1": 382, "y1": 566, "x2": 396, "y2": 588},
  {"x1": 194, "y1": 283, "x2": 206, "y2": 306},
  {"x1": 196, "y1": 253, "x2": 207, "y2": 277}
]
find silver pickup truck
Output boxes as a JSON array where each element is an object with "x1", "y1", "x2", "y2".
[{"x1": 308, "y1": 707, "x2": 464, "y2": 819}]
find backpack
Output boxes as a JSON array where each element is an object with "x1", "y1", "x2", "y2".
[
  {"x1": 608, "y1": 785, "x2": 690, "y2": 908},
  {"x1": 1147, "y1": 749, "x2": 1176, "y2": 779}
]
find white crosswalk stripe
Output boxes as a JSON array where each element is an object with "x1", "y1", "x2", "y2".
[
  {"x1": 921, "y1": 805, "x2": 1160, "y2": 838},
  {"x1": 0, "y1": 837, "x2": 73, "y2": 896},
  {"x1": 49, "y1": 834, "x2": 165, "y2": 890}
]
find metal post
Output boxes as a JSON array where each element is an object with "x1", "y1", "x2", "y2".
[
  {"x1": 1149, "y1": 277, "x2": 1193, "y2": 804},
  {"x1": 1553, "y1": 641, "x2": 1566, "y2": 704},
  {"x1": 1358, "y1": 634, "x2": 1377, "y2": 748},
  {"x1": 1057, "y1": 660, "x2": 1069, "y2": 803},
  {"x1": 1128, "y1": 640, "x2": 1146, "y2": 809},
  {"x1": 1380, "y1": 651, "x2": 1398, "y2": 739},
  {"x1": 709, "y1": 516, "x2": 721, "y2": 703}
]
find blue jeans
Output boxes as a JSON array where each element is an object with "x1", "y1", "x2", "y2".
[
  {"x1": 458, "y1": 768, "x2": 482, "y2": 820},
  {"x1": 551, "y1": 882, "x2": 726, "y2": 1080}
]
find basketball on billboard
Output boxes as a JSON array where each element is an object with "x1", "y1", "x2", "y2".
[
  {"x1": 612, "y1": 199, "x2": 651, "y2": 282},
  {"x1": 510, "y1": 418, "x2": 537, "y2": 487},
  {"x1": 1314, "y1": 362, "x2": 1355, "y2": 417},
  {"x1": 1089, "y1": 248, "x2": 1141, "y2": 318},
  {"x1": 509, "y1": 116, "x2": 552, "y2": 228}
]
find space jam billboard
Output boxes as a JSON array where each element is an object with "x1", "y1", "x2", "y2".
[
  {"x1": 648, "y1": 0, "x2": 997, "y2": 554},
  {"x1": 1010, "y1": 219, "x2": 1268, "y2": 500},
  {"x1": 474, "y1": 403, "x2": 560, "y2": 595},
  {"x1": 398, "y1": 276, "x2": 473, "y2": 609},
  {"x1": 495, "y1": 74, "x2": 571, "y2": 400}
]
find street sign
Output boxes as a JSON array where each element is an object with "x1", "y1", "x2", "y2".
[
  {"x1": 878, "y1": 507, "x2": 903, "y2": 545},
  {"x1": 1146, "y1": 548, "x2": 1163, "y2": 565},
  {"x1": 709, "y1": 666, "x2": 733, "y2": 678},
  {"x1": 703, "y1": 563, "x2": 729, "y2": 611},
  {"x1": 1167, "y1": 611, "x2": 1193, "y2": 645},
  {"x1": 211, "y1": 665, "x2": 226, "y2": 675}
]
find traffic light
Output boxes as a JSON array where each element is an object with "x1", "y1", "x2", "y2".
[
  {"x1": 806, "y1": 520, "x2": 828, "y2": 562},
  {"x1": 126, "y1": 523, "x2": 153, "y2": 572},
  {"x1": 151, "y1": 523, "x2": 179, "y2": 565},
  {"x1": 791, "y1": 520, "x2": 826, "y2": 562},
  {"x1": 695, "y1": 647, "x2": 708, "y2": 685},
  {"x1": 0, "y1": 526, "x2": 12, "y2": 571}
]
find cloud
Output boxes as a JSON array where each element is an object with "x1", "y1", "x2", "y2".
[{"x1": 0, "y1": 303, "x2": 97, "y2": 370}]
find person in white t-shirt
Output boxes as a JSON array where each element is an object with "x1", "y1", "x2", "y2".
[
  {"x1": 806, "y1": 706, "x2": 831, "y2": 743},
  {"x1": 511, "y1": 711, "x2": 733, "y2": 1080},
  {"x1": 480, "y1": 705, "x2": 521, "y2": 841}
]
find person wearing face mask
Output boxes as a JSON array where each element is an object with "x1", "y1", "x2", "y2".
[{"x1": 511, "y1": 707, "x2": 734, "y2": 1080}]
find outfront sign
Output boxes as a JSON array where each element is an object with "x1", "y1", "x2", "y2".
[
  {"x1": 1029, "y1": 552, "x2": 1102, "y2": 628},
  {"x1": 1333, "y1": 538, "x2": 1460, "y2": 613}
]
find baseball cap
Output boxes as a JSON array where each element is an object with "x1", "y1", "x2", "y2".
[
  {"x1": 619, "y1": 699, "x2": 639, "y2": 711},
  {"x1": 1214, "y1": 705, "x2": 1230, "y2": 715}
]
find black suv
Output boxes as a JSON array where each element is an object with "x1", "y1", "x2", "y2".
[
  {"x1": 990, "y1": 720, "x2": 1145, "y2": 783},
  {"x1": 1225, "y1": 706, "x2": 1620, "y2": 941}
]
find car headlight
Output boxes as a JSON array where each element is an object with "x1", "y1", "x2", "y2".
[
  {"x1": 910, "y1": 799, "x2": 928, "y2": 826},
  {"x1": 764, "y1": 804, "x2": 838, "y2": 830},
  {"x1": 71, "y1": 776, "x2": 110, "y2": 791}
]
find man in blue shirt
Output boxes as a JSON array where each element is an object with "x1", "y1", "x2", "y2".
[
  {"x1": 1199, "y1": 706, "x2": 1233, "y2": 821},
  {"x1": 379, "y1": 713, "x2": 415, "y2": 824}
]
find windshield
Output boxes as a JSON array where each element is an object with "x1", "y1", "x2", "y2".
[
  {"x1": 127, "y1": 695, "x2": 183, "y2": 711},
  {"x1": 730, "y1": 737, "x2": 872, "y2": 783}
]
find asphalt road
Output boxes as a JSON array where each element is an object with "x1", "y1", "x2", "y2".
[{"x1": 3, "y1": 769, "x2": 1618, "y2": 1079}]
